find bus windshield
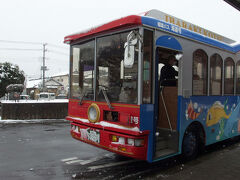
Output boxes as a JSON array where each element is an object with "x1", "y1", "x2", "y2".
[
  {"x1": 70, "y1": 30, "x2": 139, "y2": 104},
  {"x1": 71, "y1": 40, "x2": 95, "y2": 100},
  {"x1": 96, "y1": 31, "x2": 138, "y2": 104}
]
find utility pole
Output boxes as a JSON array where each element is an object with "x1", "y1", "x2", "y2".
[{"x1": 41, "y1": 43, "x2": 47, "y2": 91}]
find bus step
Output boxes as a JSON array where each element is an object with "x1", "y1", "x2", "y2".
[
  {"x1": 155, "y1": 148, "x2": 176, "y2": 158},
  {"x1": 155, "y1": 139, "x2": 168, "y2": 151}
]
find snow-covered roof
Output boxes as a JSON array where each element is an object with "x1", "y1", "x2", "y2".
[
  {"x1": 64, "y1": 15, "x2": 142, "y2": 43},
  {"x1": 26, "y1": 79, "x2": 42, "y2": 89},
  {"x1": 51, "y1": 71, "x2": 69, "y2": 78},
  {"x1": 26, "y1": 78, "x2": 63, "y2": 89},
  {"x1": 45, "y1": 79, "x2": 63, "y2": 86}
]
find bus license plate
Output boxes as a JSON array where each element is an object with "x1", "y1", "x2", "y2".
[{"x1": 80, "y1": 128, "x2": 100, "y2": 144}]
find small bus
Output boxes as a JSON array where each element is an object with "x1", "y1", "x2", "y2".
[{"x1": 64, "y1": 9, "x2": 240, "y2": 162}]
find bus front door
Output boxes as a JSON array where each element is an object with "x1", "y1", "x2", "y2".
[{"x1": 154, "y1": 46, "x2": 180, "y2": 159}]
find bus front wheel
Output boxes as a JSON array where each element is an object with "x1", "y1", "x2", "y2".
[{"x1": 182, "y1": 130, "x2": 199, "y2": 160}]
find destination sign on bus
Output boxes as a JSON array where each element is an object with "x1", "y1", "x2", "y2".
[{"x1": 145, "y1": 9, "x2": 235, "y2": 44}]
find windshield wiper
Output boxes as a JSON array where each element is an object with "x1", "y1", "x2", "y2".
[
  {"x1": 79, "y1": 91, "x2": 88, "y2": 105},
  {"x1": 99, "y1": 86, "x2": 113, "y2": 110},
  {"x1": 80, "y1": 87, "x2": 113, "y2": 109}
]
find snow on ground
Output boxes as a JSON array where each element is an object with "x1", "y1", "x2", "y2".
[
  {"x1": 0, "y1": 119, "x2": 68, "y2": 124},
  {"x1": 1, "y1": 99, "x2": 68, "y2": 104}
]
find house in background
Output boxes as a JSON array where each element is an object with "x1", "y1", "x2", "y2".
[
  {"x1": 26, "y1": 79, "x2": 42, "y2": 99},
  {"x1": 26, "y1": 73, "x2": 69, "y2": 99},
  {"x1": 50, "y1": 72, "x2": 69, "y2": 95}
]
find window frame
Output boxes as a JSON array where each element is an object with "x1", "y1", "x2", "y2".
[
  {"x1": 209, "y1": 53, "x2": 223, "y2": 96},
  {"x1": 236, "y1": 60, "x2": 240, "y2": 95},
  {"x1": 142, "y1": 28, "x2": 154, "y2": 104},
  {"x1": 192, "y1": 49, "x2": 208, "y2": 96},
  {"x1": 70, "y1": 39, "x2": 95, "y2": 100},
  {"x1": 95, "y1": 30, "x2": 139, "y2": 104},
  {"x1": 224, "y1": 57, "x2": 235, "y2": 95},
  {"x1": 69, "y1": 28, "x2": 142, "y2": 104}
]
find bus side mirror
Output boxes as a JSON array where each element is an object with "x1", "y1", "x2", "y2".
[
  {"x1": 124, "y1": 42, "x2": 135, "y2": 68},
  {"x1": 123, "y1": 30, "x2": 142, "y2": 68}
]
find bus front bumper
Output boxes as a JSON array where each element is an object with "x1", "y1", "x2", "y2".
[{"x1": 70, "y1": 122, "x2": 148, "y2": 160}]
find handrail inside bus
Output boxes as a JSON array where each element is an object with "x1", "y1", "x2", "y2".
[{"x1": 160, "y1": 86, "x2": 173, "y2": 132}]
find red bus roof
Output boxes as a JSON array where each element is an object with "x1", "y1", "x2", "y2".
[{"x1": 64, "y1": 15, "x2": 142, "y2": 44}]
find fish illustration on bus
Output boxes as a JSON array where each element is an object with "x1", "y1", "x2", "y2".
[
  {"x1": 202, "y1": 99, "x2": 240, "y2": 141},
  {"x1": 206, "y1": 101, "x2": 231, "y2": 127},
  {"x1": 186, "y1": 100, "x2": 202, "y2": 120}
]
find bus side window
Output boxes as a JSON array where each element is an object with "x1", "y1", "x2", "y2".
[
  {"x1": 192, "y1": 49, "x2": 208, "y2": 96},
  {"x1": 224, "y1": 57, "x2": 234, "y2": 95},
  {"x1": 236, "y1": 60, "x2": 240, "y2": 94},
  {"x1": 210, "y1": 54, "x2": 223, "y2": 95},
  {"x1": 72, "y1": 47, "x2": 81, "y2": 98}
]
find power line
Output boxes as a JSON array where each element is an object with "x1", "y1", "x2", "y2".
[
  {"x1": 0, "y1": 42, "x2": 69, "y2": 78},
  {"x1": 0, "y1": 40, "x2": 69, "y2": 50},
  {"x1": 0, "y1": 56, "x2": 43, "y2": 60},
  {"x1": 48, "y1": 50, "x2": 69, "y2": 56},
  {"x1": 48, "y1": 43, "x2": 69, "y2": 50},
  {"x1": 0, "y1": 39, "x2": 43, "y2": 45},
  {"x1": 47, "y1": 58, "x2": 69, "y2": 61},
  {"x1": 0, "y1": 48, "x2": 42, "y2": 51}
]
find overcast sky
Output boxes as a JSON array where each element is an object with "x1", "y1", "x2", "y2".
[{"x1": 0, "y1": 0, "x2": 239, "y2": 79}]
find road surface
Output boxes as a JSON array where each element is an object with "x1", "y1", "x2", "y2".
[{"x1": 0, "y1": 120, "x2": 240, "y2": 180}]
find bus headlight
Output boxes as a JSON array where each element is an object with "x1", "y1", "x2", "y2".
[
  {"x1": 134, "y1": 139, "x2": 144, "y2": 147},
  {"x1": 88, "y1": 103, "x2": 100, "y2": 123},
  {"x1": 127, "y1": 138, "x2": 135, "y2": 146},
  {"x1": 127, "y1": 138, "x2": 144, "y2": 146}
]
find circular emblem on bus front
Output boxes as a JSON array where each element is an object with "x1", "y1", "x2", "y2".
[{"x1": 87, "y1": 103, "x2": 100, "y2": 123}]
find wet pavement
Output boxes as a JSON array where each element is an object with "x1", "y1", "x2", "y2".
[{"x1": 0, "y1": 121, "x2": 240, "y2": 180}]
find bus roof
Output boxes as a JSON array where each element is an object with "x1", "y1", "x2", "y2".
[
  {"x1": 64, "y1": 15, "x2": 142, "y2": 44},
  {"x1": 64, "y1": 9, "x2": 240, "y2": 53}
]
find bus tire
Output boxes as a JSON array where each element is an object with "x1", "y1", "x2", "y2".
[{"x1": 182, "y1": 129, "x2": 199, "y2": 161}]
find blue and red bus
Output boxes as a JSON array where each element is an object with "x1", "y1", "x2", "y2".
[{"x1": 64, "y1": 9, "x2": 240, "y2": 162}]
